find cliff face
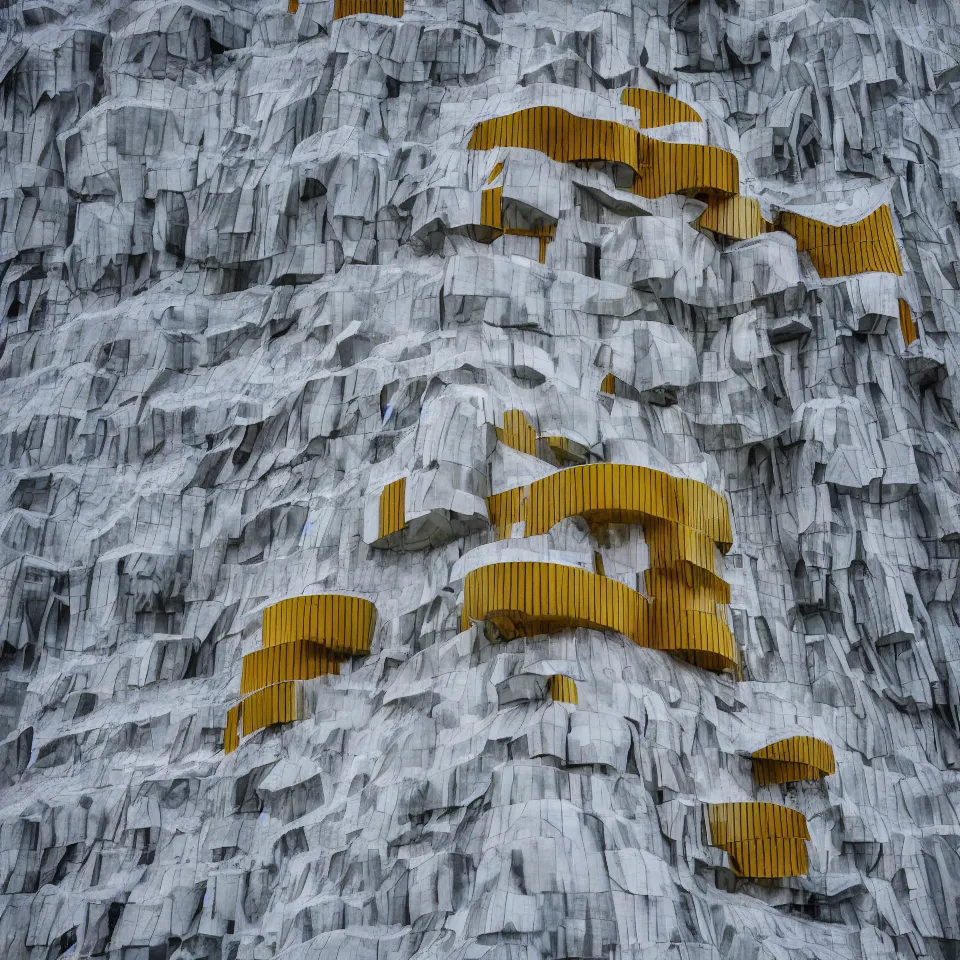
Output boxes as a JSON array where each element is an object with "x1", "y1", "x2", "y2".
[{"x1": 3, "y1": 0, "x2": 960, "y2": 957}]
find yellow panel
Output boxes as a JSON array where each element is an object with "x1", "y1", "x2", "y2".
[
  {"x1": 899, "y1": 299, "x2": 918, "y2": 345},
  {"x1": 482, "y1": 464, "x2": 737, "y2": 671},
  {"x1": 620, "y1": 89, "x2": 702, "y2": 126},
  {"x1": 378, "y1": 477, "x2": 406, "y2": 540},
  {"x1": 707, "y1": 802, "x2": 809, "y2": 878},
  {"x1": 288, "y1": 0, "x2": 298, "y2": 12},
  {"x1": 778, "y1": 205, "x2": 903, "y2": 277},
  {"x1": 751, "y1": 736, "x2": 836, "y2": 785},
  {"x1": 333, "y1": 0, "x2": 403, "y2": 17},
  {"x1": 480, "y1": 187, "x2": 503, "y2": 231},
  {"x1": 468, "y1": 106, "x2": 641, "y2": 170},
  {"x1": 487, "y1": 162, "x2": 504, "y2": 184},
  {"x1": 696, "y1": 196, "x2": 773, "y2": 241},
  {"x1": 600, "y1": 373, "x2": 616, "y2": 394},
  {"x1": 261, "y1": 594, "x2": 377, "y2": 655},
  {"x1": 224, "y1": 704, "x2": 240, "y2": 755},
  {"x1": 467, "y1": 107, "x2": 739, "y2": 201},
  {"x1": 240, "y1": 638, "x2": 342, "y2": 695},
  {"x1": 724, "y1": 839, "x2": 809, "y2": 878},
  {"x1": 497, "y1": 410, "x2": 537, "y2": 456},
  {"x1": 548, "y1": 674, "x2": 578, "y2": 704},
  {"x1": 461, "y1": 561, "x2": 648, "y2": 646},
  {"x1": 632, "y1": 139, "x2": 739, "y2": 199},
  {"x1": 239, "y1": 681, "x2": 303, "y2": 739}
]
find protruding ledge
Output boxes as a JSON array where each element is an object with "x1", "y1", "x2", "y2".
[
  {"x1": 707, "y1": 801, "x2": 810, "y2": 878},
  {"x1": 751, "y1": 736, "x2": 836, "y2": 785}
]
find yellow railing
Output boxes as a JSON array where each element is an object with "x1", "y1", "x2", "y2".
[
  {"x1": 751, "y1": 736, "x2": 836, "y2": 785},
  {"x1": 620, "y1": 89, "x2": 702, "y2": 126},
  {"x1": 707, "y1": 802, "x2": 810, "y2": 878}
]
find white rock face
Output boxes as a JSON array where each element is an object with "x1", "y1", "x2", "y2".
[{"x1": 2, "y1": 0, "x2": 960, "y2": 958}]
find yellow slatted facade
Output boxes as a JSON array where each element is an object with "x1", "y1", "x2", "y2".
[
  {"x1": 262, "y1": 594, "x2": 377, "y2": 655},
  {"x1": 333, "y1": 0, "x2": 403, "y2": 17},
  {"x1": 478, "y1": 180, "x2": 555, "y2": 263},
  {"x1": 707, "y1": 802, "x2": 810, "y2": 878},
  {"x1": 467, "y1": 107, "x2": 739, "y2": 203},
  {"x1": 224, "y1": 595, "x2": 377, "y2": 752},
  {"x1": 461, "y1": 561, "x2": 648, "y2": 646},
  {"x1": 778, "y1": 205, "x2": 902, "y2": 277},
  {"x1": 480, "y1": 187, "x2": 503, "y2": 230},
  {"x1": 468, "y1": 107, "x2": 641, "y2": 169},
  {"x1": 696, "y1": 196, "x2": 773, "y2": 241},
  {"x1": 288, "y1": 0, "x2": 298, "y2": 12},
  {"x1": 751, "y1": 736, "x2": 836, "y2": 785},
  {"x1": 240, "y1": 639, "x2": 342, "y2": 696},
  {"x1": 620, "y1": 89, "x2": 702, "y2": 127},
  {"x1": 600, "y1": 373, "x2": 616, "y2": 394},
  {"x1": 632, "y1": 139, "x2": 739, "y2": 199},
  {"x1": 496, "y1": 409, "x2": 537, "y2": 456},
  {"x1": 224, "y1": 682, "x2": 303, "y2": 755},
  {"x1": 548, "y1": 674, "x2": 578, "y2": 704},
  {"x1": 378, "y1": 477, "x2": 407, "y2": 540},
  {"x1": 899, "y1": 299, "x2": 919, "y2": 345},
  {"x1": 482, "y1": 463, "x2": 737, "y2": 671}
]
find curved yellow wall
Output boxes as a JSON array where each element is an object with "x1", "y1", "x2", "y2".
[
  {"x1": 899, "y1": 299, "x2": 918, "y2": 345},
  {"x1": 486, "y1": 463, "x2": 732, "y2": 553},
  {"x1": 632, "y1": 138, "x2": 739, "y2": 200},
  {"x1": 378, "y1": 478, "x2": 406, "y2": 540},
  {"x1": 224, "y1": 682, "x2": 303, "y2": 755},
  {"x1": 620, "y1": 89, "x2": 702, "y2": 127},
  {"x1": 548, "y1": 674, "x2": 578, "y2": 704},
  {"x1": 240, "y1": 639, "x2": 342, "y2": 696},
  {"x1": 467, "y1": 107, "x2": 739, "y2": 201},
  {"x1": 696, "y1": 196, "x2": 773, "y2": 241},
  {"x1": 496, "y1": 409, "x2": 537, "y2": 456},
  {"x1": 262, "y1": 594, "x2": 377, "y2": 655},
  {"x1": 751, "y1": 736, "x2": 836, "y2": 785},
  {"x1": 778, "y1": 205, "x2": 902, "y2": 277},
  {"x1": 333, "y1": 0, "x2": 403, "y2": 18},
  {"x1": 462, "y1": 561, "x2": 647, "y2": 645},
  {"x1": 483, "y1": 464, "x2": 737, "y2": 671},
  {"x1": 708, "y1": 802, "x2": 810, "y2": 878},
  {"x1": 225, "y1": 594, "x2": 378, "y2": 752}
]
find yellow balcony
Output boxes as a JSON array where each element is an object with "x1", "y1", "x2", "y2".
[
  {"x1": 240, "y1": 639, "x2": 342, "y2": 696},
  {"x1": 262, "y1": 594, "x2": 377, "y2": 655},
  {"x1": 751, "y1": 736, "x2": 836, "y2": 785},
  {"x1": 778, "y1": 205, "x2": 902, "y2": 278},
  {"x1": 708, "y1": 802, "x2": 810, "y2": 878},
  {"x1": 462, "y1": 561, "x2": 647, "y2": 646}
]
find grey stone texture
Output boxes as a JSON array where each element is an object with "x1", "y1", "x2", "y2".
[{"x1": 1, "y1": 0, "x2": 960, "y2": 958}]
